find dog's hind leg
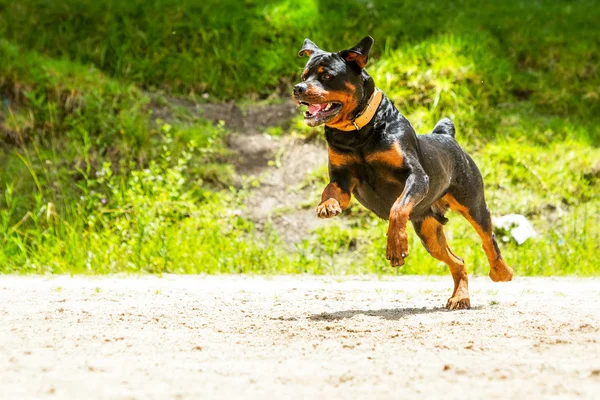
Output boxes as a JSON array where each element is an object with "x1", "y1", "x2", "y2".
[
  {"x1": 444, "y1": 194, "x2": 514, "y2": 282},
  {"x1": 413, "y1": 217, "x2": 470, "y2": 310}
]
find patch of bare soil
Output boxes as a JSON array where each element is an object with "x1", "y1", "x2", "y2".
[
  {"x1": 151, "y1": 95, "x2": 331, "y2": 242},
  {"x1": 1, "y1": 276, "x2": 599, "y2": 399},
  {"x1": 239, "y1": 136, "x2": 328, "y2": 243},
  {"x1": 225, "y1": 102, "x2": 330, "y2": 241}
]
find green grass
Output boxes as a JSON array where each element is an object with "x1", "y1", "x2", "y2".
[
  {"x1": 0, "y1": 0, "x2": 599, "y2": 275},
  {"x1": 1, "y1": 0, "x2": 599, "y2": 116}
]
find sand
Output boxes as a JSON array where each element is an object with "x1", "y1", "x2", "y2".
[{"x1": 1, "y1": 275, "x2": 599, "y2": 399}]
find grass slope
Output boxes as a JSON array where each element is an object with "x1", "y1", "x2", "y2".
[{"x1": 0, "y1": 0, "x2": 598, "y2": 275}]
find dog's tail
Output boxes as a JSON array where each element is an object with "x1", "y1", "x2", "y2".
[{"x1": 432, "y1": 117, "x2": 455, "y2": 138}]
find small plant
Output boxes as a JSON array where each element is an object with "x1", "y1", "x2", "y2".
[{"x1": 0, "y1": 0, "x2": 598, "y2": 277}]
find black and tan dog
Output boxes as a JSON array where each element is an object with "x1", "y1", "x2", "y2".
[{"x1": 292, "y1": 36, "x2": 513, "y2": 309}]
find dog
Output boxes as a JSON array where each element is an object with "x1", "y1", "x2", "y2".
[{"x1": 292, "y1": 36, "x2": 513, "y2": 310}]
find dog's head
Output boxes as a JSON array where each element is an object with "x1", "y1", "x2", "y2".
[{"x1": 293, "y1": 36, "x2": 374, "y2": 129}]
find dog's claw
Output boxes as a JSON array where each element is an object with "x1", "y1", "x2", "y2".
[
  {"x1": 389, "y1": 256, "x2": 405, "y2": 267},
  {"x1": 316, "y1": 198, "x2": 342, "y2": 219},
  {"x1": 446, "y1": 295, "x2": 471, "y2": 310},
  {"x1": 386, "y1": 228, "x2": 409, "y2": 268}
]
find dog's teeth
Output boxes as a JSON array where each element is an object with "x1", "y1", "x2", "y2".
[{"x1": 324, "y1": 103, "x2": 331, "y2": 111}]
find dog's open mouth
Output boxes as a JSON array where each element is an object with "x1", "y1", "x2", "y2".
[{"x1": 298, "y1": 101, "x2": 342, "y2": 126}]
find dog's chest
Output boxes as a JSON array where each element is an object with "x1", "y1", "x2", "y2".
[{"x1": 352, "y1": 157, "x2": 408, "y2": 220}]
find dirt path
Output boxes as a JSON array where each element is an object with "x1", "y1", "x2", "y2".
[
  {"x1": 150, "y1": 95, "x2": 331, "y2": 242},
  {"x1": 2, "y1": 276, "x2": 599, "y2": 399},
  {"x1": 219, "y1": 100, "x2": 331, "y2": 242}
]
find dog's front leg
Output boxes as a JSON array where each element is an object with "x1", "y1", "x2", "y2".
[
  {"x1": 387, "y1": 165, "x2": 429, "y2": 267},
  {"x1": 316, "y1": 164, "x2": 357, "y2": 219}
]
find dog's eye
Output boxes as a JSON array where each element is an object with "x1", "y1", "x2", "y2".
[{"x1": 322, "y1": 73, "x2": 333, "y2": 81}]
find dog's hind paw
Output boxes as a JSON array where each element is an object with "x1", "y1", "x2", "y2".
[
  {"x1": 446, "y1": 294, "x2": 471, "y2": 310},
  {"x1": 489, "y1": 260, "x2": 513, "y2": 282}
]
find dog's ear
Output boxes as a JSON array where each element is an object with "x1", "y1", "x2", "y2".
[
  {"x1": 339, "y1": 36, "x2": 374, "y2": 69},
  {"x1": 298, "y1": 39, "x2": 322, "y2": 57}
]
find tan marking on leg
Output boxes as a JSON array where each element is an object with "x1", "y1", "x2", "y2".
[
  {"x1": 386, "y1": 188, "x2": 413, "y2": 267},
  {"x1": 419, "y1": 217, "x2": 470, "y2": 310},
  {"x1": 317, "y1": 178, "x2": 358, "y2": 219},
  {"x1": 443, "y1": 194, "x2": 513, "y2": 282},
  {"x1": 320, "y1": 181, "x2": 356, "y2": 210}
]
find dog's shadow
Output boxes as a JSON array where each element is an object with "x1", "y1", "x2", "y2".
[{"x1": 309, "y1": 306, "x2": 483, "y2": 321}]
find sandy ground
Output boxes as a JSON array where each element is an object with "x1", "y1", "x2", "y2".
[{"x1": 1, "y1": 275, "x2": 600, "y2": 400}]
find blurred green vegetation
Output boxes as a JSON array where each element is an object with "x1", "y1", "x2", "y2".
[{"x1": 0, "y1": 0, "x2": 598, "y2": 274}]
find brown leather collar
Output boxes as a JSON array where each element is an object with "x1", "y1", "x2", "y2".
[{"x1": 327, "y1": 88, "x2": 383, "y2": 132}]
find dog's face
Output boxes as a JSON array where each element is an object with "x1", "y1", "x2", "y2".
[{"x1": 293, "y1": 36, "x2": 374, "y2": 128}]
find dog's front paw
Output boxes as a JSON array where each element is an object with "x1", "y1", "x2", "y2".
[
  {"x1": 316, "y1": 198, "x2": 342, "y2": 219},
  {"x1": 386, "y1": 230, "x2": 409, "y2": 267}
]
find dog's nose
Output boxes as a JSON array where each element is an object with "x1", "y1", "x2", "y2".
[{"x1": 293, "y1": 83, "x2": 307, "y2": 96}]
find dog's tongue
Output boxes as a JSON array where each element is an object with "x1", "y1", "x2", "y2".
[{"x1": 308, "y1": 103, "x2": 326, "y2": 114}]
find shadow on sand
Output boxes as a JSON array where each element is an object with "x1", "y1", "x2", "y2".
[{"x1": 309, "y1": 306, "x2": 484, "y2": 321}]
